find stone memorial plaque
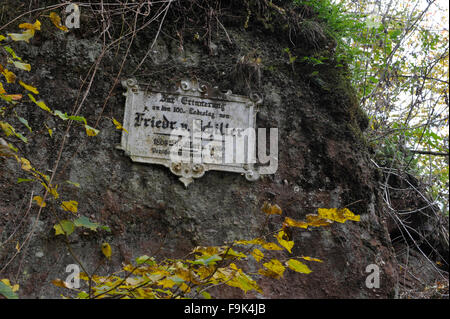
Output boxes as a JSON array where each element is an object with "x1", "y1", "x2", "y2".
[{"x1": 118, "y1": 78, "x2": 263, "y2": 187}]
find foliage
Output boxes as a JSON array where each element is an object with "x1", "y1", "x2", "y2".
[
  {"x1": 0, "y1": 16, "x2": 123, "y2": 210},
  {"x1": 0, "y1": 279, "x2": 19, "y2": 299},
  {"x1": 0, "y1": 12, "x2": 119, "y2": 298},
  {"x1": 291, "y1": 0, "x2": 448, "y2": 217},
  {"x1": 49, "y1": 204, "x2": 359, "y2": 299}
]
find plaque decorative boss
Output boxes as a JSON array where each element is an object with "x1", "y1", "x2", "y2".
[{"x1": 118, "y1": 78, "x2": 267, "y2": 187}]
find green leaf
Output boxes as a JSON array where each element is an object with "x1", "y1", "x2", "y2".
[
  {"x1": 389, "y1": 29, "x2": 402, "y2": 40},
  {"x1": 17, "y1": 178, "x2": 33, "y2": 183},
  {"x1": 368, "y1": 76, "x2": 379, "y2": 83},
  {"x1": 15, "y1": 132, "x2": 28, "y2": 143},
  {"x1": 54, "y1": 220, "x2": 75, "y2": 236},
  {"x1": 8, "y1": 143, "x2": 18, "y2": 153},
  {"x1": 0, "y1": 281, "x2": 18, "y2": 299},
  {"x1": 66, "y1": 180, "x2": 80, "y2": 188},
  {"x1": 54, "y1": 110, "x2": 69, "y2": 120},
  {"x1": 73, "y1": 216, "x2": 110, "y2": 233},
  {"x1": 192, "y1": 254, "x2": 222, "y2": 266},
  {"x1": 200, "y1": 290, "x2": 212, "y2": 299},
  {"x1": 3, "y1": 46, "x2": 22, "y2": 61},
  {"x1": 77, "y1": 291, "x2": 89, "y2": 299},
  {"x1": 73, "y1": 216, "x2": 98, "y2": 231},
  {"x1": 100, "y1": 225, "x2": 111, "y2": 232},
  {"x1": 68, "y1": 115, "x2": 87, "y2": 124},
  {"x1": 225, "y1": 248, "x2": 247, "y2": 259},
  {"x1": 136, "y1": 255, "x2": 155, "y2": 265},
  {"x1": 17, "y1": 116, "x2": 32, "y2": 132}
]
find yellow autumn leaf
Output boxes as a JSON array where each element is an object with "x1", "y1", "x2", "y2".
[
  {"x1": 15, "y1": 242, "x2": 20, "y2": 252},
  {"x1": 20, "y1": 157, "x2": 32, "y2": 171},
  {"x1": 46, "y1": 184, "x2": 59, "y2": 199},
  {"x1": 8, "y1": 29, "x2": 35, "y2": 43},
  {"x1": 300, "y1": 256, "x2": 323, "y2": 263},
  {"x1": 125, "y1": 277, "x2": 142, "y2": 286},
  {"x1": 157, "y1": 278, "x2": 176, "y2": 289},
  {"x1": 251, "y1": 248, "x2": 264, "y2": 262},
  {"x1": 1, "y1": 279, "x2": 11, "y2": 286},
  {"x1": 28, "y1": 94, "x2": 51, "y2": 113},
  {"x1": 222, "y1": 264, "x2": 261, "y2": 293},
  {"x1": 225, "y1": 248, "x2": 247, "y2": 259},
  {"x1": 317, "y1": 208, "x2": 360, "y2": 223},
  {"x1": 61, "y1": 200, "x2": 78, "y2": 213},
  {"x1": 284, "y1": 216, "x2": 308, "y2": 229},
  {"x1": 53, "y1": 220, "x2": 75, "y2": 236},
  {"x1": 5, "y1": 94, "x2": 22, "y2": 101},
  {"x1": 11, "y1": 60, "x2": 31, "y2": 71},
  {"x1": 275, "y1": 230, "x2": 294, "y2": 253},
  {"x1": 19, "y1": 81, "x2": 39, "y2": 94},
  {"x1": 0, "y1": 82, "x2": 5, "y2": 94},
  {"x1": 305, "y1": 214, "x2": 332, "y2": 227},
  {"x1": 0, "y1": 121, "x2": 14, "y2": 136},
  {"x1": 286, "y1": 259, "x2": 312, "y2": 274},
  {"x1": 3, "y1": 70, "x2": 16, "y2": 83},
  {"x1": 33, "y1": 195, "x2": 47, "y2": 208},
  {"x1": 270, "y1": 204, "x2": 282, "y2": 215},
  {"x1": 193, "y1": 246, "x2": 220, "y2": 256},
  {"x1": 174, "y1": 269, "x2": 195, "y2": 284},
  {"x1": 234, "y1": 238, "x2": 265, "y2": 246},
  {"x1": 101, "y1": 242, "x2": 112, "y2": 259},
  {"x1": 262, "y1": 202, "x2": 282, "y2": 215},
  {"x1": 79, "y1": 272, "x2": 89, "y2": 281},
  {"x1": 0, "y1": 139, "x2": 15, "y2": 157},
  {"x1": 37, "y1": 100, "x2": 51, "y2": 112},
  {"x1": 259, "y1": 259, "x2": 285, "y2": 279},
  {"x1": 85, "y1": 125, "x2": 99, "y2": 137},
  {"x1": 235, "y1": 237, "x2": 282, "y2": 250},
  {"x1": 49, "y1": 12, "x2": 69, "y2": 32},
  {"x1": 261, "y1": 241, "x2": 283, "y2": 251},
  {"x1": 52, "y1": 279, "x2": 68, "y2": 288},
  {"x1": 261, "y1": 202, "x2": 271, "y2": 214},
  {"x1": 112, "y1": 118, "x2": 128, "y2": 133},
  {"x1": 0, "y1": 65, "x2": 16, "y2": 83},
  {"x1": 19, "y1": 20, "x2": 41, "y2": 31},
  {"x1": 179, "y1": 282, "x2": 191, "y2": 293}
]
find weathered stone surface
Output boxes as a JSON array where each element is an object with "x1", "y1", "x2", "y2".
[{"x1": 0, "y1": 1, "x2": 403, "y2": 299}]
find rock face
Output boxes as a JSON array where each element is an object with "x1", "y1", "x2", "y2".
[{"x1": 1, "y1": 1, "x2": 400, "y2": 298}]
